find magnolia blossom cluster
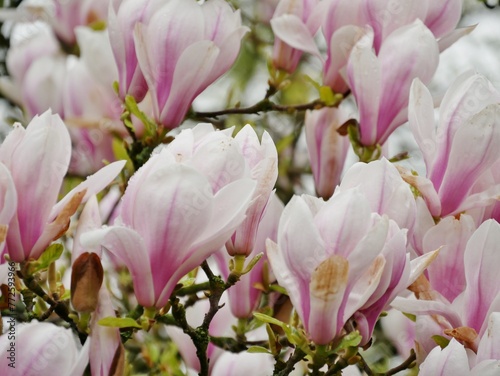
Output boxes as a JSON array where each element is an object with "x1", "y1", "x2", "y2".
[{"x1": 0, "y1": 0, "x2": 499, "y2": 375}]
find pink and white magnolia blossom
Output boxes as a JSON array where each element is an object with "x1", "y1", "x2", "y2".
[
  {"x1": 108, "y1": 0, "x2": 161, "y2": 101},
  {"x1": 407, "y1": 71, "x2": 500, "y2": 217},
  {"x1": 133, "y1": 0, "x2": 248, "y2": 128},
  {"x1": 305, "y1": 107, "x2": 350, "y2": 199},
  {"x1": 270, "y1": 0, "x2": 322, "y2": 73},
  {"x1": 347, "y1": 20, "x2": 439, "y2": 147},
  {"x1": 0, "y1": 110, "x2": 125, "y2": 262},
  {"x1": 393, "y1": 220, "x2": 500, "y2": 355},
  {"x1": 214, "y1": 193, "x2": 283, "y2": 318},
  {"x1": 0, "y1": 321, "x2": 89, "y2": 375},
  {"x1": 82, "y1": 143, "x2": 256, "y2": 308},
  {"x1": 266, "y1": 188, "x2": 434, "y2": 345},
  {"x1": 165, "y1": 123, "x2": 278, "y2": 257}
]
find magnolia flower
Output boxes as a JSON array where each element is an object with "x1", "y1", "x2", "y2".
[
  {"x1": 0, "y1": 321, "x2": 88, "y2": 375},
  {"x1": 166, "y1": 123, "x2": 278, "y2": 257},
  {"x1": 0, "y1": 110, "x2": 125, "y2": 262},
  {"x1": 108, "y1": 0, "x2": 163, "y2": 101},
  {"x1": 267, "y1": 189, "x2": 424, "y2": 345},
  {"x1": 347, "y1": 20, "x2": 439, "y2": 147},
  {"x1": 270, "y1": 0, "x2": 322, "y2": 73},
  {"x1": 406, "y1": 71, "x2": 500, "y2": 217},
  {"x1": 134, "y1": 0, "x2": 248, "y2": 128},
  {"x1": 305, "y1": 107, "x2": 350, "y2": 199},
  {"x1": 82, "y1": 147, "x2": 256, "y2": 308},
  {"x1": 393, "y1": 220, "x2": 500, "y2": 355}
]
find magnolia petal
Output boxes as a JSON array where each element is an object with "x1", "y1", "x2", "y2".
[
  {"x1": 419, "y1": 338, "x2": 470, "y2": 376},
  {"x1": 408, "y1": 78, "x2": 437, "y2": 171},
  {"x1": 49, "y1": 160, "x2": 126, "y2": 221},
  {"x1": 308, "y1": 255, "x2": 349, "y2": 344},
  {"x1": 271, "y1": 14, "x2": 321, "y2": 58},
  {"x1": 82, "y1": 226, "x2": 155, "y2": 307},
  {"x1": 160, "y1": 40, "x2": 219, "y2": 128},
  {"x1": 438, "y1": 25, "x2": 476, "y2": 53}
]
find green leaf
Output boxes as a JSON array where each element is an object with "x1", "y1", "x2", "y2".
[
  {"x1": 432, "y1": 335, "x2": 450, "y2": 349},
  {"x1": 333, "y1": 331, "x2": 362, "y2": 352},
  {"x1": 247, "y1": 346, "x2": 272, "y2": 354},
  {"x1": 28, "y1": 244, "x2": 64, "y2": 274},
  {"x1": 319, "y1": 86, "x2": 335, "y2": 105},
  {"x1": 253, "y1": 312, "x2": 286, "y2": 328},
  {"x1": 98, "y1": 317, "x2": 141, "y2": 329},
  {"x1": 124, "y1": 95, "x2": 157, "y2": 137}
]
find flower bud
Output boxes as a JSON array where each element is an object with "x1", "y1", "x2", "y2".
[{"x1": 71, "y1": 251, "x2": 104, "y2": 312}]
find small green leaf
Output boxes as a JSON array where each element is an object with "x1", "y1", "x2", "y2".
[
  {"x1": 247, "y1": 346, "x2": 272, "y2": 354},
  {"x1": 98, "y1": 317, "x2": 141, "y2": 329},
  {"x1": 432, "y1": 335, "x2": 450, "y2": 349},
  {"x1": 28, "y1": 244, "x2": 64, "y2": 274},
  {"x1": 333, "y1": 331, "x2": 362, "y2": 352},
  {"x1": 124, "y1": 95, "x2": 157, "y2": 137},
  {"x1": 319, "y1": 86, "x2": 335, "y2": 105},
  {"x1": 253, "y1": 312, "x2": 286, "y2": 328}
]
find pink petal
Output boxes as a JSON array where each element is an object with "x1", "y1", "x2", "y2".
[{"x1": 271, "y1": 14, "x2": 321, "y2": 58}]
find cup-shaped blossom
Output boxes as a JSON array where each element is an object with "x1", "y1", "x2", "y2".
[
  {"x1": 407, "y1": 71, "x2": 500, "y2": 217},
  {"x1": 270, "y1": 0, "x2": 322, "y2": 73},
  {"x1": 393, "y1": 220, "x2": 500, "y2": 352},
  {"x1": 267, "y1": 189, "x2": 405, "y2": 345},
  {"x1": 82, "y1": 149, "x2": 256, "y2": 308},
  {"x1": 305, "y1": 107, "x2": 350, "y2": 199},
  {"x1": 214, "y1": 193, "x2": 283, "y2": 318},
  {"x1": 108, "y1": 0, "x2": 164, "y2": 101},
  {"x1": 133, "y1": 0, "x2": 248, "y2": 128},
  {"x1": 0, "y1": 321, "x2": 88, "y2": 375},
  {"x1": 165, "y1": 123, "x2": 278, "y2": 257},
  {"x1": 0, "y1": 110, "x2": 125, "y2": 262},
  {"x1": 347, "y1": 20, "x2": 439, "y2": 147}
]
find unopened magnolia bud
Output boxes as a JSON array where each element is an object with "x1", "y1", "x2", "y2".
[{"x1": 71, "y1": 252, "x2": 104, "y2": 312}]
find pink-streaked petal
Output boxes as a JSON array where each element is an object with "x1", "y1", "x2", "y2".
[
  {"x1": 423, "y1": 215, "x2": 475, "y2": 301},
  {"x1": 266, "y1": 239, "x2": 308, "y2": 324},
  {"x1": 419, "y1": 338, "x2": 470, "y2": 376},
  {"x1": 408, "y1": 249, "x2": 441, "y2": 287},
  {"x1": 323, "y1": 25, "x2": 366, "y2": 94},
  {"x1": 391, "y1": 297, "x2": 462, "y2": 329},
  {"x1": 425, "y1": 0, "x2": 462, "y2": 39},
  {"x1": 408, "y1": 78, "x2": 437, "y2": 171},
  {"x1": 314, "y1": 189, "x2": 373, "y2": 260},
  {"x1": 81, "y1": 226, "x2": 155, "y2": 307},
  {"x1": 271, "y1": 14, "x2": 321, "y2": 58},
  {"x1": 438, "y1": 104, "x2": 500, "y2": 216},
  {"x1": 347, "y1": 29, "x2": 381, "y2": 146},
  {"x1": 0, "y1": 162, "x2": 17, "y2": 224},
  {"x1": 160, "y1": 40, "x2": 219, "y2": 128},
  {"x1": 376, "y1": 20, "x2": 439, "y2": 145},
  {"x1": 49, "y1": 160, "x2": 126, "y2": 221},
  {"x1": 461, "y1": 220, "x2": 500, "y2": 333}
]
